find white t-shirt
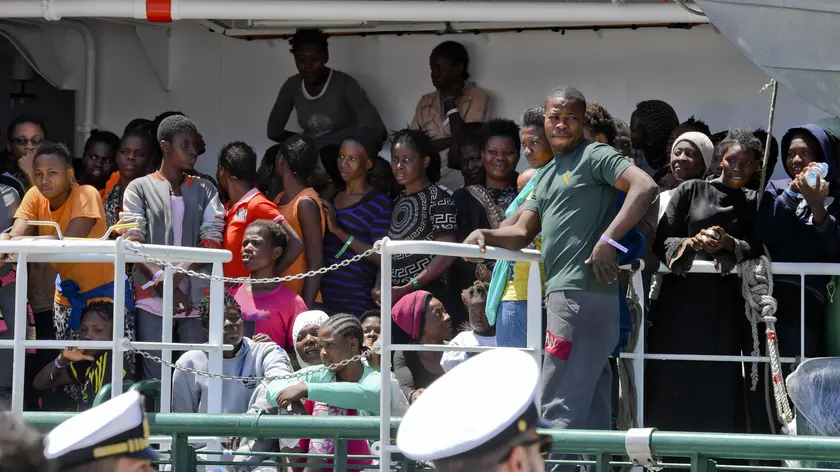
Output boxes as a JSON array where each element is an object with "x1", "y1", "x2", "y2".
[
  {"x1": 440, "y1": 331, "x2": 496, "y2": 372},
  {"x1": 170, "y1": 196, "x2": 184, "y2": 246}
]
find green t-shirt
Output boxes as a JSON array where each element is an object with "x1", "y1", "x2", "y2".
[{"x1": 523, "y1": 140, "x2": 631, "y2": 295}]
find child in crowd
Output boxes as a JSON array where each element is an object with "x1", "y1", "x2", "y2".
[
  {"x1": 1, "y1": 143, "x2": 135, "y2": 399},
  {"x1": 172, "y1": 293, "x2": 294, "y2": 414},
  {"x1": 216, "y1": 141, "x2": 302, "y2": 280},
  {"x1": 441, "y1": 281, "x2": 495, "y2": 372},
  {"x1": 121, "y1": 115, "x2": 225, "y2": 380},
  {"x1": 78, "y1": 129, "x2": 120, "y2": 198},
  {"x1": 229, "y1": 220, "x2": 307, "y2": 354},
  {"x1": 32, "y1": 302, "x2": 126, "y2": 411},
  {"x1": 272, "y1": 135, "x2": 326, "y2": 308},
  {"x1": 359, "y1": 309, "x2": 381, "y2": 370}
]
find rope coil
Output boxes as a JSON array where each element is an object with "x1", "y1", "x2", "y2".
[{"x1": 738, "y1": 255, "x2": 794, "y2": 426}]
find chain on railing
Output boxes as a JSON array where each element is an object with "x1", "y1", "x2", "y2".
[
  {"x1": 117, "y1": 239, "x2": 384, "y2": 382},
  {"x1": 124, "y1": 339, "x2": 381, "y2": 383},
  {"x1": 123, "y1": 240, "x2": 382, "y2": 285}
]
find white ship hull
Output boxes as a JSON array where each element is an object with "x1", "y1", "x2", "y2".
[{"x1": 695, "y1": 0, "x2": 840, "y2": 118}]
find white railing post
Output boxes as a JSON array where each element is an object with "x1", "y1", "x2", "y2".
[
  {"x1": 111, "y1": 238, "x2": 127, "y2": 397},
  {"x1": 800, "y1": 273, "x2": 806, "y2": 360},
  {"x1": 207, "y1": 262, "x2": 224, "y2": 414},
  {"x1": 631, "y1": 270, "x2": 645, "y2": 427},
  {"x1": 526, "y1": 260, "x2": 542, "y2": 409},
  {"x1": 11, "y1": 253, "x2": 28, "y2": 412},
  {"x1": 160, "y1": 266, "x2": 174, "y2": 412},
  {"x1": 378, "y1": 237, "x2": 392, "y2": 472}
]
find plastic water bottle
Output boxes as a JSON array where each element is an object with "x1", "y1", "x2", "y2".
[{"x1": 806, "y1": 162, "x2": 829, "y2": 186}]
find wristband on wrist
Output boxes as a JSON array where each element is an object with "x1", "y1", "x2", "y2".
[
  {"x1": 54, "y1": 357, "x2": 67, "y2": 369},
  {"x1": 410, "y1": 278, "x2": 421, "y2": 290},
  {"x1": 334, "y1": 235, "x2": 355, "y2": 258},
  {"x1": 600, "y1": 234, "x2": 628, "y2": 254}
]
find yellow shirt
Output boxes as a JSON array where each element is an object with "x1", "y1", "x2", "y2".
[
  {"x1": 501, "y1": 235, "x2": 545, "y2": 302},
  {"x1": 15, "y1": 183, "x2": 113, "y2": 304}
]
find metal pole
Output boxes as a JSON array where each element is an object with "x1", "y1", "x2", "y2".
[
  {"x1": 378, "y1": 237, "x2": 392, "y2": 472},
  {"x1": 11, "y1": 253, "x2": 28, "y2": 412},
  {"x1": 207, "y1": 262, "x2": 224, "y2": 414},
  {"x1": 526, "y1": 260, "x2": 543, "y2": 408},
  {"x1": 160, "y1": 266, "x2": 174, "y2": 412},
  {"x1": 632, "y1": 270, "x2": 646, "y2": 426},
  {"x1": 111, "y1": 238, "x2": 127, "y2": 397}
]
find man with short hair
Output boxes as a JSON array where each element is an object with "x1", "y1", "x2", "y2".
[{"x1": 465, "y1": 86, "x2": 657, "y2": 454}]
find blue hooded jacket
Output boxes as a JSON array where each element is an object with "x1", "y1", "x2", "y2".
[
  {"x1": 755, "y1": 123, "x2": 840, "y2": 303},
  {"x1": 614, "y1": 191, "x2": 647, "y2": 356}
]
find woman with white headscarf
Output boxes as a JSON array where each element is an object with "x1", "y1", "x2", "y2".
[{"x1": 292, "y1": 310, "x2": 329, "y2": 369}]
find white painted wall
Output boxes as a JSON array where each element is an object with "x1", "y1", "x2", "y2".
[{"x1": 86, "y1": 20, "x2": 828, "y2": 178}]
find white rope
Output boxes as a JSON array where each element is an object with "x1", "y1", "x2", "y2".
[{"x1": 737, "y1": 255, "x2": 794, "y2": 426}]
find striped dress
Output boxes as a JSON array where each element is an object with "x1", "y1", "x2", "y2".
[{"x1": 321, "y1": 191, "x2": 392, "y2": 316}]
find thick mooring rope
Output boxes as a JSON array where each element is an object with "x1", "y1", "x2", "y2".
[{"x1": 738, "y1": 255, "x2": 794, "y2": 426}]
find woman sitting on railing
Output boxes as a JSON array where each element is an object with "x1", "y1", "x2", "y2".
[
  {"x1": 33, "y1": 302, "x2": 128, "y2": 411},
  {"x1": 647, "y1": 129, "x2": 762, "y2": 434},
  {"x1": 391, "y1": 290, "x2": 452, "y2": 404},
  {"x1": 0, "y1": 143, "x2": 135, "y2": 406}
]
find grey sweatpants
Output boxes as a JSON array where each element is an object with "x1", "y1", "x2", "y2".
[{"x1": 541, "y1": 290, "x2": 619, "y2": 471}]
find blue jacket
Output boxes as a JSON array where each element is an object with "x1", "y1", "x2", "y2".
[
  {"x1": 614, "y1": 191, "x2": 647, "y2": 356},
  {"x1": 755, "y1": 123, "x2": 840, "y2": 304}
]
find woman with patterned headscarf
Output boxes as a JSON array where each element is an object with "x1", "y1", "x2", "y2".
[{"x1": 630, "y1": 100, "x2": 680, "y2": 176}]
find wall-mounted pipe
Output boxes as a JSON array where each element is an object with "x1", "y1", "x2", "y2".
[
  {"x1": 1, "y1": 1, "x2": 707, "y2": 24},
  {"x1": 67, "y1": 20, "x2": 97, "y2": 141}
]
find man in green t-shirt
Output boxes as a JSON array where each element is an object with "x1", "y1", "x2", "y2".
[{"x1": 464, "y1": 85, "x2": 657, "y2": 460}]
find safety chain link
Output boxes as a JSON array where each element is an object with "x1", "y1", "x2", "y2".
[
  {"x1": 124, "y1": 240, "x2": 382, "y2": 285},
  {"x1": 126, "y1": 339, "x2": 380, "y2": 383}
]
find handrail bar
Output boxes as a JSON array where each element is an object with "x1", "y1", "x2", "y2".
[
  {"x1": 21, "y1": 413, "x2": 840, "y2": 464},
  {"x1": 0, "y1": 239, "x2": 231, "y2": 263},
  {"x1": 382, "y1": 239, "x2": 541, "y2": 262}
]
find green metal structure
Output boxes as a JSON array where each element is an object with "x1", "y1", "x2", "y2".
[{"x1": 22, "y1": 412, "x2": 840, "y2": 472}]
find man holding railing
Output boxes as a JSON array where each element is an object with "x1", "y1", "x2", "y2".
[{"x1": 464, "y1": 85, "x2": 657, "y2": 469}]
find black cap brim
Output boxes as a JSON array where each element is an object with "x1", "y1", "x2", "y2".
[{"x1": 126, "y1": 447, "x2": 160, "y2": 462}]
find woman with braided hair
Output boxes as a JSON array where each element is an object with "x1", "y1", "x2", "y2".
[
  {"x1": 630, "y1": 100, "x2": 680, "y2": 176},
  {"x1": 267, "y1": 314, "x2": 380, "y2": 472}
]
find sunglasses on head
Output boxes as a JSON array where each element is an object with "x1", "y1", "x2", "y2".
[
  {"x1": 11, "y1": 136, "x2": 43, "y2": 146},
  {"x1": 498, "y1": 434, "x2": 553, "y2": 464}
]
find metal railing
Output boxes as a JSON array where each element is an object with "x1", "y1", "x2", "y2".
[
  {"x1": 620, "y1": 260, "x2": 840, "y2": 427},
  {"x1": 21, "y1": 412, "x2": 840, "y2": 472},
  {"x1": 377, "y1": 237, "x2": 544, "y2": 470},
  {"x1": 0, "y1": 237, "x2": 232, "y2": 414}
]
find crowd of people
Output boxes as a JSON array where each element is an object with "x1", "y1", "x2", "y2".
[{"x1": 1, "y1": 27, "x2": 839, "y2": 471}]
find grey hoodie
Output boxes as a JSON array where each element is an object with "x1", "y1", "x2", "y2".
[{"x1": 172, "y1": 337, "x2": 293, "y2": 414}]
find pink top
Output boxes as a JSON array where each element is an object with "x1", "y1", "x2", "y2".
[{"x1": 228, "y1": 283, "x2": 307, "y2": 354}]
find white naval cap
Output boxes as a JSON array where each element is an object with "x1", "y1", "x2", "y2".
[
  {"x1": 44, "y1": 390, "x2": 158, "y2": 470},
  {"x1": 396, "y1": 348, "x2": 550, "y2": 462}
]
